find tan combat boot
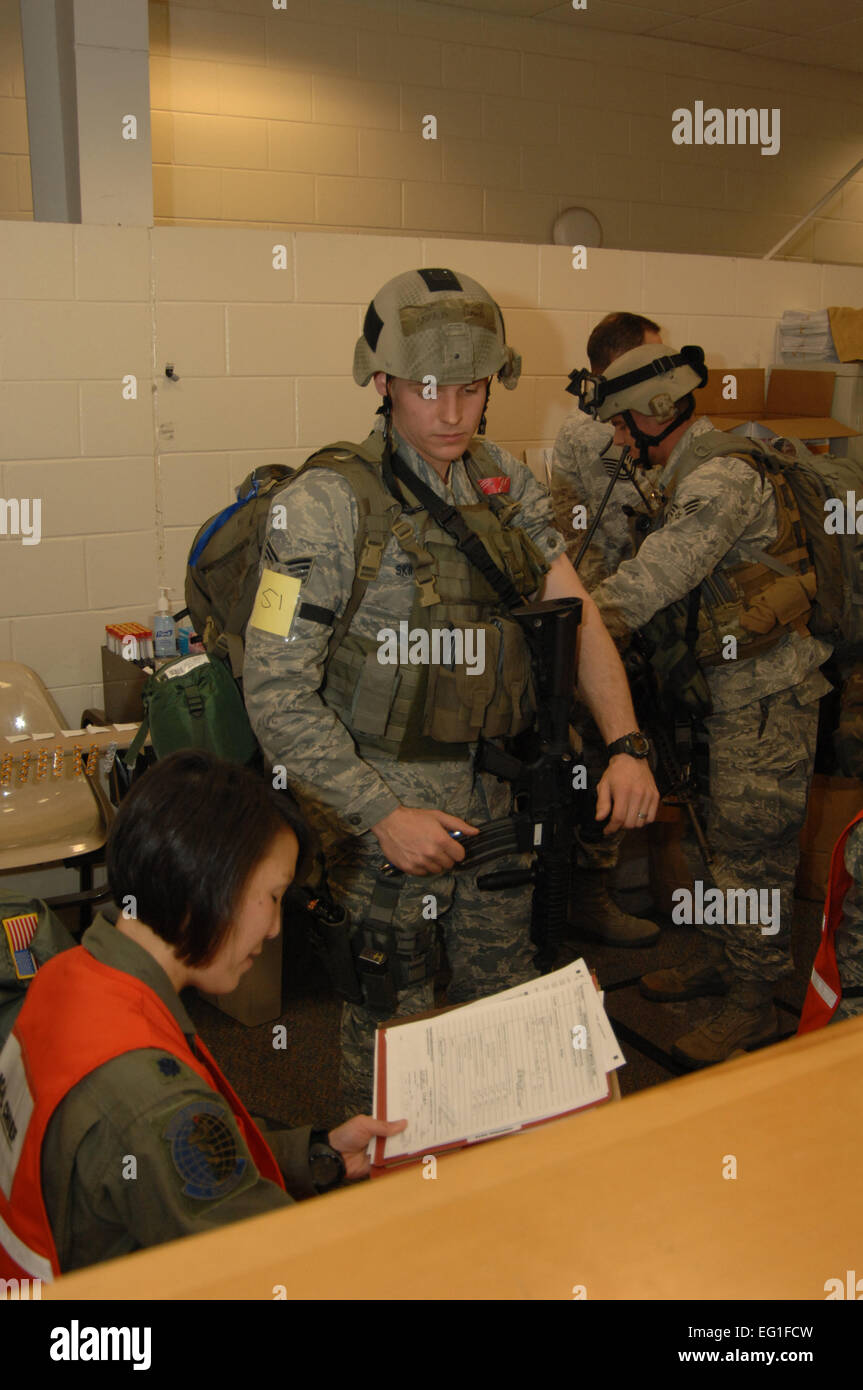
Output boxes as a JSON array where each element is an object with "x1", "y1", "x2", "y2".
[
  {"x1": 640, "y1": 940, "x2": 731, "y2": 1001},
  {"x1": 671, "y1": 979, "x2": 779, "y2": 1069},
  {"x1": 570, "y1": 867, "x2": 660, "y2": 948}
]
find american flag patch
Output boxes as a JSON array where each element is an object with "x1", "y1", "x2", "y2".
[
  {"x1": 2, "y1": 913, "x2": 39, "y2": 981},
  {"x1": 476, "y1": 476, "x2": 510, "y2": 495}
]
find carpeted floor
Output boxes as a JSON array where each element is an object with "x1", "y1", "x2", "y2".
[{"x1": 175, "y1": 892, "x2": 823, "y2": 1131}]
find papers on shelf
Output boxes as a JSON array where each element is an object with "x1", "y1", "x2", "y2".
[
  {"x1": 775, "y1": 309, "x2": 838, "y2": 363},
  {"x1": 374, "y1": 959, "x2": 623, "y2": 1165}
]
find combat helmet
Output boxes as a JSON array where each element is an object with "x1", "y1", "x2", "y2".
[
  {"x1": 571, "y1": 342, "x2": 707, "y2": 464},
  {"x1": 353, "y1": 267, "x2": 521, "y2": 392}
]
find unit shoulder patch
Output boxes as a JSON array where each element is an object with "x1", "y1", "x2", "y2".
[{"x1": 161, "y1": 1099, "x2": 249, "y2": 1203}]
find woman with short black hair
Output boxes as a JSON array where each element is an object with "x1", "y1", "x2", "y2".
[
  {"x1": 0, "y1": 751, "x2": 404, "y2": 1283},
  {"x1": 106, "y1": 748, "x2": 313, "y2": 969}
]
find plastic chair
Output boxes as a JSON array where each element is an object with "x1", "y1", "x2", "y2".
[{"x1": 0, "y1": 662, "x2": 113, "y2": 927}]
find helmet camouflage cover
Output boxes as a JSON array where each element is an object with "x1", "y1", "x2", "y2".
[
  {"x1": 590, "y1": 343, "x2": 707, "y2": 423},
  {"x1": 353, "y1": 267, "x2": 521, "y2": 390}
]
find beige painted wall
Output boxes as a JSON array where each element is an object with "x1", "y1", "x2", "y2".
[{"x1": 2, "y1": 0, "x2": 863, "y2": 262}]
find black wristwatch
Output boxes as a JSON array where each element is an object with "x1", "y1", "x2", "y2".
[
  {"x1": 308, "y1": 1130, "x2": 347, "y2": 1194},
  {"x1": 606, "y1": 731, "x2": 651, "y2": 760}
]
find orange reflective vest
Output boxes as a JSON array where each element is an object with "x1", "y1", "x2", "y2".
[
  {"x1": 798, "y1": 808, "x2": 863, "y2": 1035},
  {"x1": 0, "y1": 944, "x2": 284, "y2": 1283}
]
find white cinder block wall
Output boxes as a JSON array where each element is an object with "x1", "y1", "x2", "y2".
[
  {"x1": 2, "y1": 0, "x2": 863, "y2": 262},
  {"x1": 2, "y1": 224, "x2": 863, "y2": 897},
  {"x1": 3, "y1": 220, "x2": 863, "y2": 740}
]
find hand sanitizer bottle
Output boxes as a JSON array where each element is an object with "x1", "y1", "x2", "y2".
[{"x1": 153, "y1": 587, "x2": 177, "y2": 658}]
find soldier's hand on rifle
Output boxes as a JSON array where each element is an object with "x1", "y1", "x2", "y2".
[
  {"x1": 371, "y1": 806, "x2": 478, "y2": 875},
  {"x1": 595, "y1": 757, "x2": 660, "y2": 835}
]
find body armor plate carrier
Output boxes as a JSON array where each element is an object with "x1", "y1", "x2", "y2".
[{"x1": 293, "y1": 432, "x2": 550, "y2": 761}]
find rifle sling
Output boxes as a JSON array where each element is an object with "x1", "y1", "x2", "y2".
[{"x1": 388, "y1": 449, "x2": 524, "y2": 611}]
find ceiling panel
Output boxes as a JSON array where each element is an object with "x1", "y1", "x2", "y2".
[
  {"x1": 540, "y1": 1, "x2": 678, "y2": 33},
  {"x1": 416, "y1": 0, "x2": 863, "y2": 75},
  {"x1": 652, "y1": 16, "x2": 777, "y2": 48},
  {"x1": 713, "y1": 0, "x2": 863, "y2": 37}
]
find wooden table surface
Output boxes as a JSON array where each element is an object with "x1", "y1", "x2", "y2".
[{"x1": 46, "y1": 1014, "x2": 863, "y2": 1301}]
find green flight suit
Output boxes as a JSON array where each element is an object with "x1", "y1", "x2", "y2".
[{"x1": 39, "y1": 914, "x2": 319, "y2": 1273}]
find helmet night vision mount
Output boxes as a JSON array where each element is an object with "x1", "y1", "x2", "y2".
[{"x1": 567, "y1": 343, "x2": 709, "y2": 467}]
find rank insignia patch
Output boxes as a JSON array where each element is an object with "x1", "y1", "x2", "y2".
[
  {"x1": 164, "y1": 1100, "x2": 247, "y2": 1201},
  {"x1": 281, "y1": 555, "x2": 315, "y2": 583},
  {"x1": 2, "y1": 913, "x2": 39, "y2": 981},
  {"x1": 666, "y1": 497, "x2": 704, "y2": 523}
]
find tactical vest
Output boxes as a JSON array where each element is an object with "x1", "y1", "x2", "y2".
[
  {"x1": 0, "y1": 945, "x2": 284, "y2": 1282},
  {"x1": 290, "y1": 434, "x2": 549, "y2": 760},
  {"x1": 640, "y1": 428, "x2": 817, "y2": 670}
]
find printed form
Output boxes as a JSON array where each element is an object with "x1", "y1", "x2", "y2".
[{"x1": 378, "y1": 960, "x2": 623, "y2": 1161}]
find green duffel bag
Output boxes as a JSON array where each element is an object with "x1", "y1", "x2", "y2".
[{"x1": 124, "y1": 652, "x2": 259, "y2": 768}]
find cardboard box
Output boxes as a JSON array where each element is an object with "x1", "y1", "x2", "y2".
[
  {"x1": 796, "y1": 775, "x2": 863, "y2": 904},
  {"x1": 199, "y1": 929, "x2": 284, "y2": 1027},
  {"x1": 697, "y1": 366, "x2": 861, "y2": 448},
  {"x1": 100, "y1": 645, "x2": 147, "y2": 723}
]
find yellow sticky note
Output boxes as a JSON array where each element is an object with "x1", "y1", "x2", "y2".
[{"x1": 249, "y1": 568, "x2": 302, "y2": 638}]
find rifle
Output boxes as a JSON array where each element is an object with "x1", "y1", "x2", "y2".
[
  {"x1": 567, "y1": 437, "x2": 714, "y2": 872},
  {"x1": 625, "y1": 633, "x2": 713, "y2": 869},
  {"x1": 458, "y1": 596, "x2": 602, "y2": 971}
]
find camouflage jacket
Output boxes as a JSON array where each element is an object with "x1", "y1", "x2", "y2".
[
  {"x1": 591, "y1": 417, "x2": 832, "y2": 713},
  {"x1": 243, "y1": 421, "x2": 566, "y2": 843},
  {"x1": 41, "y1": 915, "x2": 316, "y2": 1273},
  {"x1": 836, "y1": 821, "x2": 863, "y2": 978},
  {"x1": 550, "y1": 409, "x2": 661, "y2": 591}
]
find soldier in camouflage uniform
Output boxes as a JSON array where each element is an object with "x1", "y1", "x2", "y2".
[
  {"x1": 551, "y1": 314, "x2": 662, "y2": 593},
  {"x1": 828, "y1": 643, "x2": 863, "y2": 1022},
  {"x1": 834, "y1": 683, "x2": 863, "y2": 1019},
  {"x1": 833, "y1": 821, "x2": 863, "y2": 1022},
  {"x1": 574, "y1": 342, "x2": 832, "y2": 1067},
  {"x1": 551, "y1": 313, "x2": 664, "y2": 948},
  {"x1": 244, "y1": 269, "x2": 659, "y2": 1113}
]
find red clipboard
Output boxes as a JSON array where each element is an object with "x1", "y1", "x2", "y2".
[{"x1": 371, "y1": 987, "x2": 618, "y2": 1173}]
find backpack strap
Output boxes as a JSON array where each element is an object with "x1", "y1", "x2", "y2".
[
  {"x1": 123, "y1": 714, "x2": 150, "y2": 769},
  {"x1": 673, "y1": 428, "x2": 812, "y2": 575},
  {"x1": 388, "y1": 450, "x2": 524, "y2": 611},
  {"x1": 298, "y1": 440, "x2": 402, "y2": 659},
  {"x1": 206, "y1": 624, "x2": 246, "y2": 679}
]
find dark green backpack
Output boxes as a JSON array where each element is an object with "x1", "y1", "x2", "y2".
[
  {"x1": 185, "y1": 464, "x2": 294, "y2": 678},
  {"x1": 123, "y1": 652, "x2": 259, "y2": 769}
]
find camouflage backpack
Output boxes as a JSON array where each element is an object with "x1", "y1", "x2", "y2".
[{"x1": 677, "y1": 429, "x2": 863, "y2": 659}]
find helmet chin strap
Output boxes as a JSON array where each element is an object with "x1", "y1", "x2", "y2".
[
  {"x1": 622, "y1": 395, "x2": 694, "y2": 467},
  {"x1": 478, "y1": 380, "x2": 491, "y2": 436}
]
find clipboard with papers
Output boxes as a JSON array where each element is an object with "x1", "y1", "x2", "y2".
[{"x1": 371, "y1": 958, "x2": 624, "y2": 1170}]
